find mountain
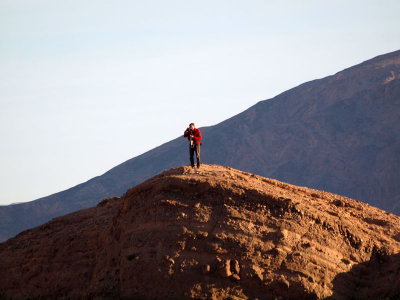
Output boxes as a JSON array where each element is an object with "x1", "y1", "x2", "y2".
[
  {"x1": 1, "y1": 165, "x2": 400, "y2": 299},
  {"x1": 1, "y1": 49, "x2": 399, "y2": 242}
]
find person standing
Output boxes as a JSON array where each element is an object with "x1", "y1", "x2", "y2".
[{"x1": 184, "y1": 123, "x2": 202, "y2": 168}]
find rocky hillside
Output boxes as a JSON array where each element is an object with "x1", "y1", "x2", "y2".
[
  {"x1": 1, "y1": 165, "x2": 399, "y2": 299},
  {"x1": 1, "y1": 49, "x2": 399, "y2": 242}
]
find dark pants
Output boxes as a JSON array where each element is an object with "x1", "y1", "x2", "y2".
[{"x1": 190, "y1": 144, "x2": 201, "y2": 167}]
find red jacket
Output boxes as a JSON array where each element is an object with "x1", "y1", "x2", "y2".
[{"x1": 184, "y1": 128, "x2": 202, "y2": 144}]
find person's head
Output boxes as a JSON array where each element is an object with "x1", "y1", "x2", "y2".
[{"x1": 189, "y1": 123, "x2": 195, "y2": 130}]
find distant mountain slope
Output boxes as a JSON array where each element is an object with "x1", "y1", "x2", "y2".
[
  {"x1": 1, "y1": 49, "x2": 399, "y2": 242},
  {"x1": 1, "y1": 165, "x2": 400, "y2": 299}
]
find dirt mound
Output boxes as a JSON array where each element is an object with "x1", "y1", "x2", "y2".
[{"x1": 1, "y1": 164, "x2": 400, "y2": 299}]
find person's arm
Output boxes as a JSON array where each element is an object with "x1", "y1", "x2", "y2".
[{"x1": 194, "y1": 129, "x2": 202, "y2": 140}]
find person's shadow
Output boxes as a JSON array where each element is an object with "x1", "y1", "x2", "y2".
[{"x1": 329, "y1": 249, "x2": 400, "y2": 299}]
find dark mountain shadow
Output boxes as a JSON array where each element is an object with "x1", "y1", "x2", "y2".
[{"x1": 330, "y1": 250, "x2": 400, "y2": 299}]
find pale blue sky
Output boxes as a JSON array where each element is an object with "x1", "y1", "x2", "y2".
[{"x1": 1, "y1": 0, "x2": 399, "y2": 205}]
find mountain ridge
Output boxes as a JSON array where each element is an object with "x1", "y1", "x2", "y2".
[{"x1": 1, "y1": 49, "x2": 399, "y2": 242}]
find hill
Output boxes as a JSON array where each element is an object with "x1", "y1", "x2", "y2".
[
  {"x1": 1, "y1": 49, "x2": 399, "y2": 242},
  {"x1": 1, "y1": 165, "x2": 400, "y2": 299}
]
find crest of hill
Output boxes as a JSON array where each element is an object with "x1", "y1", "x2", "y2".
[
  {"x1": 1, "y1": 164, "x2": 400, "y2": 299},
  {"x1": 1, "y1": 49, "x2": 400, "y2": 243}
]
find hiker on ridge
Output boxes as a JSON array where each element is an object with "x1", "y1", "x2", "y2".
[{"x1": 184, "y1": 123, "x2": 202, "y2": 168}]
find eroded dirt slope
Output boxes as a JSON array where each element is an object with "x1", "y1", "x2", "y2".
[{"x1": 1, "y1": 164, "x2": 400, "y2": 299}]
